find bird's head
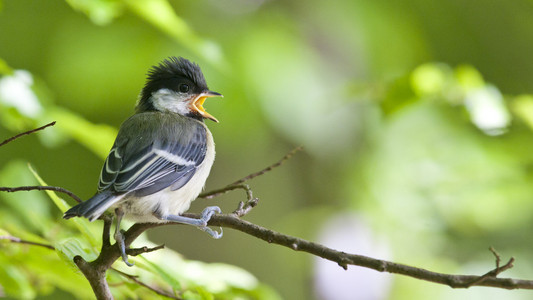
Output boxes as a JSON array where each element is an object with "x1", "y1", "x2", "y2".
[{"x1": 137, "y1": 57, "x2": 222, "y2": 122}]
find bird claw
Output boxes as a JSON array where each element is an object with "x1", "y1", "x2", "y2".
[
  {"x1": 114, "y1": 229, "x2": 134, "y2": 267},
  {"x1": 198, "y1": 226, "x2": 223, "y2": 239},
  {"x1": 200, "y1": 206, "x2": 221, "y2": 224},
  {"x1": 198, "y1": 206, "x2": 222, "y2": 239}
]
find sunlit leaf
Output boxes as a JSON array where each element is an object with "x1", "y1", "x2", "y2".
[
  {"x1": 123, "y1": 0, "x2": 226, "y2": 70},
  {"x1": 410, "y1": 63, "x2": 450, "y2": 97},
  {"x1": 0, "y1": 70, "x2": 43, "y2": 118},
  {"x1": 0, "y1": 161, "x2": 52, "y2": 234},
  {"x1": 0, "y1": 256, "x2": 35, "y2": 299},
  {"x1": 0, "y1": 58, "x2": 12, "y2": 75},
  {"x1": 65, "y1": 0, "x2": 124, "y2": 25},
  {"x1": 46, "y1": 107, "x2": 117, "y2": 159},
  {"x1": 28, "y1": 164, "x2": 99, "y2": 246},
  {"x1": 135, "y1": 255, "x2": 182, "y2": 291},
  {"x1": 455, "y1": 65, "x2": 485, "y2": 91},
  {"x1": 55, "y1": 238, "x2": 98, "y2": 265},
  {"x1": 512, "y1": 95, "x2": 533, "y2": 131}
]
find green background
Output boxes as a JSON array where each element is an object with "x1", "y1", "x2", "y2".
[{"x1": 1, "y1": 0, "x2": 533, "y2": 299}]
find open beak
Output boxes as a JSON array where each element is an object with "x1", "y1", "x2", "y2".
[{"x1": 190, "y1": 90, "x2": 223, "y2": 122}]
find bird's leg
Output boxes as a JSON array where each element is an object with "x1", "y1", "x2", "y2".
[
  {"x1": 154, "y1": 206, "x2": 223, "y2": 239},
  {"x1": 114, "y1": 208, "x2": 133, "y2": 266}
]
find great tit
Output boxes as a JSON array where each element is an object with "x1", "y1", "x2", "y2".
[{"x1": 64, "y1": 57, "x2": 222, "y2": 265}]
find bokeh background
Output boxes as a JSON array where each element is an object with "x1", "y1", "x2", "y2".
[{"x1": 2, "y1": 0, "x2": 533, "y2": 299}]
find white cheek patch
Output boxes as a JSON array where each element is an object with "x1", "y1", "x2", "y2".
[{"x1": 151, "y1": 88, "x2": 190, "y2": 115}]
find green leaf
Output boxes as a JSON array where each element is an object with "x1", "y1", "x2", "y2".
[
  {"x1": 0, "y1": 257, "x2": 36, "y2": 299},
  {"x1": 123, "y1": 0, "x2": 226, "y2": 70},
  {"x1": 410, "y1": 63, "x2": 451, "y2": 97},
  {"x1": 46, "y1": 107, "x2": 117, "y2": 159},
  {"x1": 195, "y1": 286, "x2": 215, "y2": 300},
  {"x1": 28, "y1": 164, "x2": 99, "y2": 246},
  {"x1": 135, "y1": 255, "x2": 182, "y2": 291},
  {"x1": 65, "y1": 0, "x2": 124, "y2": 25},
  {"x1": 55, "y1": 238, "x2": 98, "y2": 266},
  {"x1": 512, "y1": 95, "x2": 533, "y2": 131},
  {"x1": 0, "y1": 57, "x2": 12, "y2": 75},
  {"x1": 28, "y1": 164, "x2": 69, "y2": 212},
  {"x1": 0, "y1": 161, "x2": 52, "y2": 234}
]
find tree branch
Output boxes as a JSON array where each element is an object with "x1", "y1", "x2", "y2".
[
  {"x1": 0, "y1": 186, "x2": 82, "y2": 203},
  {"x1": 0, "y1": 121, "x2": 56, "y2": 147},
  {"x1": 128, "y1": 214, "x2": 532, "y2": 290}
]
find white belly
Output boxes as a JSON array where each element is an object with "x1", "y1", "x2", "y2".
[{"x1": 115, "y1": 126, "x2": 215, "y2": 223}]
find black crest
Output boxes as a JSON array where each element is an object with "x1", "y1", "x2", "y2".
[
  {"x1": 147, "y1": 57, "x2": 207, "y2": 89},
  {"x1": 137, "y1": 57, "x2": 208, "y2": 112}
]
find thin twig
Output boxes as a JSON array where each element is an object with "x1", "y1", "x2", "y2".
[
  {"x1": 0, "y1": 186, "x2": 82, "y2": 203},
  {"x1": 200, "y1": 184, "x2": 253, "y2": 199},
  {"x1": 0, "y1": 235, "x2": 55, "y2": 250},
  {"x1": 126, "y1": 244, "x2": 165, "y2": 256},
  {"x1": 199, "y1": 147, "x2": 302, "y2": 199},
  {"x1": 111, "y1": 268, "x2": 182, "y2": 300},
  {"x1": 230, "y1": 146, "x2": 302, "y2": 186},
  {"x1": 0, "y1": 121, "x2": 56, "y2": 147}
]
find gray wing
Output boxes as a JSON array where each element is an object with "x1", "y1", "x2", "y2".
[{"x1": 97, "y1": 114, "x2": 207, "y2": 197}]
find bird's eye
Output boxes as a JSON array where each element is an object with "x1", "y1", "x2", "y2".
[{"x1": 179, "y1": 84, "x2": 189, "y2": 93}]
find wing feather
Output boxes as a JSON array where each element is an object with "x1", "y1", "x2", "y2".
[{"x1": 97, "y1": 113, "x2": 207, "y2": 196}]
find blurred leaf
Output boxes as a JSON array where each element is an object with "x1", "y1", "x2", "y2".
[
  {"x1": 381, "y1": 74, "x2": 418, "y2": 115},
  {"x1": 0, "y1": 57, "x2": 12, "y2": 75},
  {"x1": 0, "y1": 256, "x2": 35, "y2": 299},
  {"x1": 410, "y1": 63, "x2": 450, "y2": 97},
  {"x1": 55, "y1": 238, "x2": 98, "y2": 266},
  {"x1": 455, "y1": 65, "x2": 485, "y2": 91},
  {"x1": 202, "y1": 263, "x2": 258, "y2": 291},
  {"x1": 463, "y1": 85, "x2": 511, "y2": 136},
  {"x1": 123, "y1": 0, "x2": 226, "y2": 70},
  {"x1": 29, "y1": 164, "x2": 99, "y2": 247},
  {"x1": 65, "y1": 0, "x2": 124, "y2": 25},
  {"x1": 28, "y1": 164, "x2": 69, "y2": 213},
  {"x1": 183, "y1": 287, "x2": 215, "y2": 300},
  {"x1": 0, "y1": 161, "x2": 52, "y2": 234},
  {"x1": 511, "y1": 95, "x2": 533, "y2": 131},
  {"x1": 135, "y1": 255, "x2": 183, "y2": 291},
  {"x1": 46, "y1": 107, "x2": 117, "y2": 159},
  {"x1": 0, "y1": 70, "x2": 43, "y2": 118},
  {"x1": 23, "y1": 244, "x2": 93, "y2": 298}
]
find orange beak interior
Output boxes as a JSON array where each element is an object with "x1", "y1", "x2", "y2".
[{"x1": 190, "y1": 92, "x2": 222, "y2": 122}]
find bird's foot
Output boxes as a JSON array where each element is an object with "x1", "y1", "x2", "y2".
[
  {"x1": 157, "y1": 206, "x2": 223, "y2": 239},
  {"x1": 114, "y1": 229, "x2": 134, "y2": 266}
]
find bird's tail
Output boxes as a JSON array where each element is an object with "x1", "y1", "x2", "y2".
[{"x1": 63, "y1": 190, "x2": 125, "y2": 222}]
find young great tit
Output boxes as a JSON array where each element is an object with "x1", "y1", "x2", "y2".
[{"x1": 64, "y1": 57, "x2": 222, "y2": 265}]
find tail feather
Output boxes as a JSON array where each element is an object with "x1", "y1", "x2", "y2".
[{"x1": 63, "y1": 190, "x2": 124, "y2": 221}]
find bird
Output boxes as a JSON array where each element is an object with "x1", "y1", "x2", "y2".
[{"x1": 63, "y1": 56, "x2": 223, "y2": 266}]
